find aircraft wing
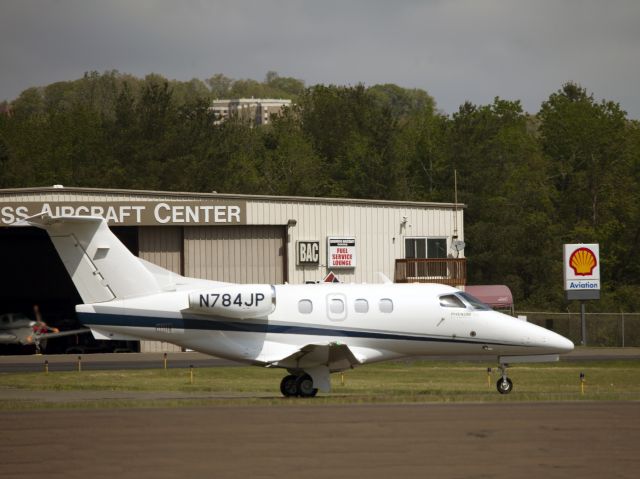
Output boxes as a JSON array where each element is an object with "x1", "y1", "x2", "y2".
[
  {"x1": 266, "y1": 342, "x2": 361, "y2": 372},
  {"x1": 260, "y1": 342, "x2": 362, "y2": 393}
]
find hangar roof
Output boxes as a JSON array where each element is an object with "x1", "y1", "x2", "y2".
[{"x1": 0, "y1": 186, "x2": 466, "y2": 209}]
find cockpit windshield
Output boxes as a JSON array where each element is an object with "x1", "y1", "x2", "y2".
[
  {"x1": 458, "y1": 292, "x2": 492, "y2": 310},
  {"x1": 439, "y1": 293, "x2": 492, "y2": 311},
  {"x1": 439, "y1": 294, "x2": 466, "y2": 308}
]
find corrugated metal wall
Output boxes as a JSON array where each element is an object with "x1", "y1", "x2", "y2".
[
  {"x1": 139, "y1": 226, "x2": 182, "y2": 274},
  {"x1": 184, "y1": 226, "x2": 285, "y2": 284},
  {"x1": 246, "y1": 200, "x2": 463, "y2": 284}
]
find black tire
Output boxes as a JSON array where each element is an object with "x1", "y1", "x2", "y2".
[
  {"x1": 295, "y1": 374, "x2": 318, "y2": 397},
  {"x1": 496, "y1": 377, "x2": 513, "y2": 394},
  {"x1": 280, "y1": 375, "x2": 298, "y2": 397}
]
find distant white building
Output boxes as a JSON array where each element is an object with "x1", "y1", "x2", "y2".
[{"x1": 211, "y1": 98, "x2": 292, "y2": 125}]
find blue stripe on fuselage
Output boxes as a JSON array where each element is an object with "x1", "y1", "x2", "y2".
[{"x1": 78, "y1": 312, "x2": 525, "y2": 348}]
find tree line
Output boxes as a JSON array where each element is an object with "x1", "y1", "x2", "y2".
[{"x1": 1, "y1": 71, "x2": 639, "y2": 311}]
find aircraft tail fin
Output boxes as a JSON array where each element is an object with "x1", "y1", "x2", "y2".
[{"x1": 18, "y1": 214, "x2": 162, "y2": 303}]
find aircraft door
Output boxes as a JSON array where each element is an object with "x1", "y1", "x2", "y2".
[{"x1": 438, "y1": 294, "x2": 470, "y2": 337}]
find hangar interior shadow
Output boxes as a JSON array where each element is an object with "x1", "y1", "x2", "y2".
[{"x1": 0, "y1": 226, "x2": 140, "y2": 355}]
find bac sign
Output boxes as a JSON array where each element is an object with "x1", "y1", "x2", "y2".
[
  {"x1": 297, "y1": 241, "x2": 320, "y2": 265},
  {"x1": 563, "y1": 244, "x2": 600, "y2": 300}
]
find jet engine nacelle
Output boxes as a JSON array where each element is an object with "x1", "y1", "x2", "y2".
[{"x1": 187, "y1": 284, "x2": 275, "y2": 319}]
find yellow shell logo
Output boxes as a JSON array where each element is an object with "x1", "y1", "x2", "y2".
[{"x1": 569, "y1": 248, "x2": 597, "y2": 276}]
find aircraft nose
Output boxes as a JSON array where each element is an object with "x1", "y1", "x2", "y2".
[{"x1": 547, "y1": 331, "x2": 574, "y2": 353}]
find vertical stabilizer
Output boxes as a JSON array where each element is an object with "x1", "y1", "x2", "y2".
[{"x1": 19, "y1": 214, "x2": 162, "y2": 303}]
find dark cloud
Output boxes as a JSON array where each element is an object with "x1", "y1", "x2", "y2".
[{"x1": 1, "y1": 0, "x2": 639, "y2": 117}]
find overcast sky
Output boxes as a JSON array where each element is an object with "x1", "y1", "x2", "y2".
[{"x1": 1, "y1": 0, "x2": 639, "y2": 117}]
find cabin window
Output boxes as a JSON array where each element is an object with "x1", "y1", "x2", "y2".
[
  {"x1": 298, "y1": 299, "x2": 313, "y2": 314},
  {"x1": 439, "y1": 294, "x2": 466, "y2": 308},
  {"x1": 354, "y1": 299, "x2": 369, "y2": 313},
  {"x1": 379, "y1": 298, "x2": 393, "y2": 313},
  {"x1": 330, "y1": 298, "x2": 345, "y2": 314}
]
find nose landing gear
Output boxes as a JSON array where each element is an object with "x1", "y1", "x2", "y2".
[{"x1": 496, "y1": 363, "x2": 513, "y2": 394}]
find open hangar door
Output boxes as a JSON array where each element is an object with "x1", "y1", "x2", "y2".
[{"x1": 0, "y1": 226, "x2": 140, "y2": 355}]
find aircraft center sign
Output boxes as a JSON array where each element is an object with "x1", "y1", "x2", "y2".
[
  {"x1": 0, "y1": 201, "x2": 246, "y2": 226},
  {"x1": 563, "y1": 244, "x2": 600, "y2": 300}
]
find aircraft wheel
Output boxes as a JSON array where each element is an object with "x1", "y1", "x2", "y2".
[
  {"x1": 295, "y1": 374, "x2": 318, "y2": 398},
  {"x1": 280, "y1": 375, "x2": 298, "y2": 397},
  {"x1": 496, "y1": 377, "x2": 513, "y2": 395}
]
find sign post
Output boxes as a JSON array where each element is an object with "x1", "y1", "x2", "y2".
[{"x1": 563, "y1": 244, "x2": 600, "y2": 346}]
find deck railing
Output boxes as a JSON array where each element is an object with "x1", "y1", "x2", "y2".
[{"x1": 394, "y1": 258, "x2": 467, "y2": 287}]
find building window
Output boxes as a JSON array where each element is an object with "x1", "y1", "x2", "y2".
[
  {"x1": 379, "y1": 298, "x2": 393, "y2": 313},
  {"x1": 354, "y1": 299, "x2": 369, "y2": 313},
  {"x1": 405, "y1": 237, "x2": 447, "y2": 259},
  {"x1": 298, "y1": 299, "x2": 313, "y2": 314}
]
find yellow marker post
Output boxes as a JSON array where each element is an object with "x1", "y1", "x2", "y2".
[
  {"x1": 340, "y1": 372, "x2": 345, "y2": 386},
  {"x1": 163, "y1": 352, "x2": 168, "y2": 370},
  {"x1": 189, "y1": 365, "x2": 194, "y2": 385},
  {"x1": 580, "y1": 372, "x2": 585, "y2": 395},
  {"x1": 487, "y1": 368, "x2": 492, "y2": 387},
  {"x1": 77, "y1": 356, "x2": 82, "y2": 372},
  {"x1": 44, "y1": 360, "x2": 49, "y2": 375}
]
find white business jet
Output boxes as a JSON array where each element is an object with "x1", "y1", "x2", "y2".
[{"x1": 17, "y1": 214, "x2": 573, "y2": 396}]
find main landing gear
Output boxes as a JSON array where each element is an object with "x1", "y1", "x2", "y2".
[
  {"x1": 496, "y1": 363, "x2": 513, "y2": 394},
  {"x1": 280, "y1": 373, "x2": 318, "y2": 398}
]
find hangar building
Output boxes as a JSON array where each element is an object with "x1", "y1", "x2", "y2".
[{"x1": 0, "y1": 186, "x2": 465, "y2": 353}]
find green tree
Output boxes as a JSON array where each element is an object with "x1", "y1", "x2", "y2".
[
  {"x1": 539, "y1": 82, "x2": 628, "y2": 234},
  {"x1": 298, "y1": 84, "x2": 399, "y2": 198},
  {"x1": 441, "y1": 99, "x2": 557, "y2": 303},
  {"x1": 539, "y1": 83, "x2": 633, "y2": 308},
  {"x1": 206, "y1": 74, "x2": 233, "y2": 98},
  {"x1": 260, "y1": 110, "x2": 327, "y2": 196}
]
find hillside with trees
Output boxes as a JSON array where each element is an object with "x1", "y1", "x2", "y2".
[{"x1": 1, "y1": 71, "x2": 639, "y2": 311}]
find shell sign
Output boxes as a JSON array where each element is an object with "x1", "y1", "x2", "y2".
[
  {"x1": 563, "y1": 244, "x2": 600, "y2": 300},
  {"x1": 569, "y1": 248, "x2": 597, "y2": 275}
]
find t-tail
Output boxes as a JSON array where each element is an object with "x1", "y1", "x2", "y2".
[{"x1": 17, "y1": 214, "x2": 163, "y2": 303}]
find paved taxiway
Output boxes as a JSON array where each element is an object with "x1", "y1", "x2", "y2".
[
  {"x1": 2, "y1": 402, "x2": 639, "y2": 479},
  {"x1": 1, "y1": 349, "x2": 638, "y2": 477}
]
